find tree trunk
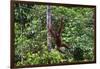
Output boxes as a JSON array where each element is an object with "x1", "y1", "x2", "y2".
[{"x1": 47, "y1": 5, "x2": 52, "y2": 51}]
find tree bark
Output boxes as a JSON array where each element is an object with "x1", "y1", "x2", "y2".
[{"x1": 47, "y1": 5, "x2": 52, "y2": 51}]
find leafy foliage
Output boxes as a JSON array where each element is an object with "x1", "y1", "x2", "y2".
[{"x1": 14, "y1": 3, "x2": 95, "y2": 66}]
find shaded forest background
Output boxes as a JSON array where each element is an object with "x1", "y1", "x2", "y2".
[{"x1": 14, "y1": 3, "x2": 95, "y2": 66}]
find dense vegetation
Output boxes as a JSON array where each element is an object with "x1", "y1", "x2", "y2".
[{"x1": 14, "y1": 3, "x2": 95, "y2": 66}]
